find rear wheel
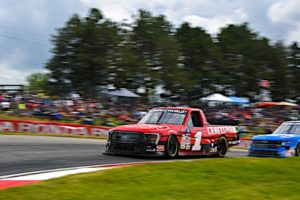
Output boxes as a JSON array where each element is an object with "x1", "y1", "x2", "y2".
[
  {"x1": 295, "y1": 143, "x2": 300, "y2": 156},
  {"x1": 216, "y1": 136, "x2": 228, "y2": 157},
  {"x1": 165, "y1": 135, "x2": 179, "y2": 158}
]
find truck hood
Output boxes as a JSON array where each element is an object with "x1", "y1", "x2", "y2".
[
  {"x1": 111, "y1": 123, "x2": 179, "y2": 134},
  {"x1": 252, "y1": 134, "x2": 299, "y2": 141}
]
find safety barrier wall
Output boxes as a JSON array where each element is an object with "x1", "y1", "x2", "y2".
[
  {"x1": 0, "y1": 119, "x2": 252, "y2": 148},
  {"x1": 0, "y1": 119, "x2": 110, "y2": 137}
]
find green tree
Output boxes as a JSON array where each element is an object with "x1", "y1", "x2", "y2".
[
  {"x1": 104, "y1": 21, "x2": 148, "y2": 91},
  {"x1": 176, "y1": 22, "x2": 221, "y2": 99},
  {"x1": 25, "y1": 72, "x2": 49, "y2": 93},
  {"x1": 217, "y1": 23, "x2": 275, "y2": 99},
  {"x1": 287, "y1": 42, "x2": 300, "y2": 100},
  {"x1": 131, "y1": 10, "x2": 191, "y2": 98},
  {"x1": 269, "y1": 42, "x2": 290, "y2": 101},
  {"x1": 46, "y1": 8, "x2": 121, "y2": 97},
  {"x1": 45, "y1": 8, "x2": 295, "y2": 102}
]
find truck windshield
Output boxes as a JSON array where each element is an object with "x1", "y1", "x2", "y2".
[
  {"x1": 272, "y1": 124, "x2": 292, "y2": 135},
  {"x1": 138, "y1": 109, "x2": 187, "y2": 125},
  {"x1": 273, "y1": 123, "x2": 300, "y2": 135}
]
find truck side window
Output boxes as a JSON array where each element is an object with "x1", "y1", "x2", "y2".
[
  {"x1": 187, "y1": 117, "x2": 194, "y2": 128},
  {"x1": 191, "y1": 111, "x2": 202, "y2": 127}
]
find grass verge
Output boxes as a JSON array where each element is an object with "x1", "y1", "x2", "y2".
[{"x1": 0, "y1": 157, "x2": 299, "y2": 200}]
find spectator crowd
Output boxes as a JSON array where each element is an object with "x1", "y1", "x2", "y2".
[{"x1": 0, "y1": 92, "x2": 299, "y2": 137}]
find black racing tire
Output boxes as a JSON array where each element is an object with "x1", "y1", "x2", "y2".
[
  {"x1": 295, "y1": 143, "x2": 300, "y2": 156},
  {"x1": 216, "y1": 136, "x2": 228, "y2": 157},
  {"x1": 165, "y1": 135, "x2": 179, "y2": 158}
]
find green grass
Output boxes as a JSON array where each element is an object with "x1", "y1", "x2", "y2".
[
  {"x1": 0, "y1": 132, "x2": 107, "y2": 140},
  {"x1": 0, "y1": 157, "x2": 299, "y2": 200}
]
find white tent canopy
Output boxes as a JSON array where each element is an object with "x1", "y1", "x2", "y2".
[
  {"x1": 105, "y1": 88, "x2": 140, "y2": 98},
  {"x1": 201, "y1": 93, "x2": 232, "y2": 102}
]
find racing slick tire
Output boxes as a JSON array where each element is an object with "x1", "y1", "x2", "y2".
[
  {"x1": 295, "y1": 143, "x2": 300, "y2": 156},
  {"x1": 216, "y1": 136, "x2": 228, "y2": 157},
  {"x1": 165, "y1": 135, "x2": 179, "y2": 158}
]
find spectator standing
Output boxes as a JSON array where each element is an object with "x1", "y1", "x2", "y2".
[{"x1": 1, "y1": 100, "x2": 10, "y2": 111}]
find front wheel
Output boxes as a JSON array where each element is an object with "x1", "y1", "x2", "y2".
[
  {"x1": 165, "y1": 135, "x2": 179, "y2": 158},
  {"x1": 216, "y1": 136, "x2": 228, "y2": 157},
  {"x1": 295, "y1": 143, "x2": 300, "y2": 156}
]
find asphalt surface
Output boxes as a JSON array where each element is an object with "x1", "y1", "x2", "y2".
[{"x1": 0, "y1": 135, "x2": 247, "y2": 177}]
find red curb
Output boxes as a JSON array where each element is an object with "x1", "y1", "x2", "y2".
[{"x1": 0, "y1": 180, "x2": 40, "y2": 190}]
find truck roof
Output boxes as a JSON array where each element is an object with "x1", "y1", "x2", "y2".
[{"x1": 151, "y1": 107, "x2": 200, "y2": 111}]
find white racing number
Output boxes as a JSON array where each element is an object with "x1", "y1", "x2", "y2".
[{"x1": 192, "y1": 131, "x2": 202, "y2": 151}]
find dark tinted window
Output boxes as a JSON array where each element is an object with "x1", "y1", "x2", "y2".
[{"x1": 190, "y1": 111, "x2": 202, "y2": 127}]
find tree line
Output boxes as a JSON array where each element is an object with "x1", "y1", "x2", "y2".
[{"x1": 31, "y1": 8, "x2": 300, "y2": 102}]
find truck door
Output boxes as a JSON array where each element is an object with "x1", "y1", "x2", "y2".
[{"x1": 188, "y1": 111, "x2": 203, "y2": 151}]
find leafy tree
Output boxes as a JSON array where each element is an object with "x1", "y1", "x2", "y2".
[
  {"x1": 287, "y1": 42, "x2": 300, "y2": 99},
  {"x1": 45, "y1": 8, "x2": 297, "y2": 102},
  {"x1": 176, "y1": 22, "x2": 221, "y2": 99},
  {"x1": 217, "y1": 23, "x2": 275, "y2": 99},
  {"x1": 46, "y1": 8, "x2": 121, "y2": 97},
  {"x1": 131, "y1": 10, "x2": 190, "y2": 97},
  {"x1": 269, "y1": 42, "x2": 290, "y2": 100},
  {"x1": 25, "y1": 72, "x2": 49, "y2": 93}
]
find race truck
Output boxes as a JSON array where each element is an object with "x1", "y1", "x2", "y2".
[
  {"x1": 249, "y1": 121, "x2": 300, "y2": 157},
  {"x1": 104, "y1": 107, "x2": 239, "y2": 158}
]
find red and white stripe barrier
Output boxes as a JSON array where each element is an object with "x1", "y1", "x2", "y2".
[{"x1": 0, "y1": 119, "x2": 110, "y2": 137}]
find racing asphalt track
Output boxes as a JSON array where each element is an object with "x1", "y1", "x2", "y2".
[{"x1": 0, "y1": 135, "x2": 247, "y2": 177}]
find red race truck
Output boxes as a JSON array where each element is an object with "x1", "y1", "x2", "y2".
[{"x1": 104, "y1": 107, "x2": 239, "y2": 158}]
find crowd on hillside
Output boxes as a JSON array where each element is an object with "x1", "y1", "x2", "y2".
[{"x1": 0, "y1": 92, "x2": 299, "y2": 136}]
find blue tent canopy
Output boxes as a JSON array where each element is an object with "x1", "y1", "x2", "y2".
[{"x1": 228, "y1": 96, "x2": 250, "y2": 104}]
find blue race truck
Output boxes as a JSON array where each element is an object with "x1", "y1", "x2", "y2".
[{"x1": 249, "y1": 121, "x2": 300, "y2": 157}]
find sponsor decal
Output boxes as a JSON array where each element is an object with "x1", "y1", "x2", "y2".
[
  {"x1": 123, "y1": 124, "x2": 170, "y2": 131},
  {"x1": 0, "y1": 120, "x2": 109, "y2": 137},
  {"x1": 228, "y1": 140, "x2": 240, "y2": 145},
  {"x1": 285, "y1": 149, "x2": 295, "y2": 157},
  {"x1": 209, "y1": 147, "x2": 217, "y2": 153},
  {"x1": 207, "y1": 126, "x2": 237, "y2": 135},
  {"x1": 152, "y1": 109, "x2": 187, "y2": 114},
  {"x1": 180, "y1": 135, "x2": 191, "y2": 150},
  {"x1": 156, "y1": 145, "x2": 165, "y2": 151}
]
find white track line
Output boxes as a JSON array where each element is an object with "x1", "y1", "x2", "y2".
[
  {"x1": 6, "y1": 168, "x2": 106, "y2": 181},
  {"x1": 1, "y1": 149, "x2": 247, "y2": 181},
  {"x1": 0, "y1": 160, "x2": 170, "y2": 180}
]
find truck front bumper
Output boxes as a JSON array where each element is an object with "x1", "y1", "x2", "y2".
[
  {"x1": 104, "y1": 141, "x2": 166, "y2": 157},
  {"x1": 248, "y1": 147, "x2": 295, "y2": 158}
]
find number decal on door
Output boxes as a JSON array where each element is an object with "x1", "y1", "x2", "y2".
[
  {"x1": 180, "y1": 135, "x2": 191, "y2": 150},
  {"x1": 192, "y1": 131, "x2": 202, "y2": 151}
]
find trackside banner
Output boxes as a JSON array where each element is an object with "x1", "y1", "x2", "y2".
[{"x1": 0, "y1": 119, "x2": 110, "y2": 137}]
